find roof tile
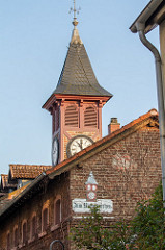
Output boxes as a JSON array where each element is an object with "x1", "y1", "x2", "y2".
[
  {"x1": 9, "y1": 165, "x2": 52, "y2": 179},
  {"x1": 54, "y1": 42, "x2": 112, "y2": 97}
]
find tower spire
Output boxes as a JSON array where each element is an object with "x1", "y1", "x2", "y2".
[{"x1": 69, "y1": 0, "x2": 82, "y2": 45}]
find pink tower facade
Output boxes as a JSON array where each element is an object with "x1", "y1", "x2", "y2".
[{"x1": 43, "y1": 20, "x2": 112, "y2": 165}]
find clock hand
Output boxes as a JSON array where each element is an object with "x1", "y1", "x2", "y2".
[
  {"x1": 76, "y1": 141, "x2": 82, "y2": 150},
  {"x1": 76, "y1": 140, "x2": 84, "y2": 150},
  {"x1": 80, "y1": 139, "x2": 83, "y2": 150},
  {"x1": 53, "y1": 150, "x2": 57, "y2": 155}
]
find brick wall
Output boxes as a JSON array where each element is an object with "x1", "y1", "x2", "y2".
[
  {"x1": 70, "y1": 126, "x2": 162, "y2": 221},
  {"x1": 0, "y1": 125, "x2": 162, "y2": 250},
  {"x1": 0, "y1": 173, "x2": 72, "y2": 250}
]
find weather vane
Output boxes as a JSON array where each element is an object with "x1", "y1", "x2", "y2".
[{"x1": 68, "y1": 0, "x2": 81, "y2": 26}]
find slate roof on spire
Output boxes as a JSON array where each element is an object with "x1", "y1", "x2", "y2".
[{"x1": 54, "y1": 27, "x2": 112, "y2": 97}]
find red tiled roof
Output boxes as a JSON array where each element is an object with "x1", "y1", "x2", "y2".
[
  {"x1": 1, "y1": 174, "x2": 17, "y2": 190},
  {"x1": 9, "y1": 165, "x2": 52, "y2": 179},
  {"x1": 1, "y1": 175, "x2": 8, "y2": 189},
  {"x1": 0, "y1": 174, "x2": 45, "y2": 220},
  {"x1": 46, "y1": 109, "x2": 159, "y2": 177}
]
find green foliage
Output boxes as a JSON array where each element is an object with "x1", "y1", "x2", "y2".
[
  {"x1": 131, "y1": 183, "x2": 165, "y2": 250},
  {"x1": 71, "y1": 183, "x2": 165, "y2": 250},
  {"x1": 71, "y1": 205, "x2": 131, "y2": 250}
]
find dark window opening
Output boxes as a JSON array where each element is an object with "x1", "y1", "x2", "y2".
[
  {"x1": 6, "y1": 233, "x2": 10, "y2": 250},
  {"x1": 55, "y1": 199, "x2": 61, "y2": 225},
  {"x1": 15, "y1": 228, "x2": 18, "y2": 247},
  {"x1": 32, "y1": 216, "x2": 36, "y2": 237},
  {"x1": 43, "y1": 208, "x2": 49, "y2": 231},
  {"x1": 23, "y1": 222, "x2": 27, "y2": 244}
]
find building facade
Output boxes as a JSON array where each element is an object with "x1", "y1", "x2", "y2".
[
  {"x1": 0, "y1": 4, "x2": 163, "y2": 250},
  {"x1": 0, "y1": 109, "x2": 162, "y2": 250}
]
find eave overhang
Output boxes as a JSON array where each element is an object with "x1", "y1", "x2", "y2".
[
  {"x1": 130, "y1": 0, "x2": 165, "y2": 34},
  {"x1": 0, "y1": 174, "x2": 47, "y2": 222},
  {"x1": 43, "y1": 93, "x2": 112, "y2": 111}
]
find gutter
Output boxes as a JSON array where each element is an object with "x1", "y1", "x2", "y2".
[
  {"x1": 130, "y1": 0, "x2": 165, "y2": 204},
  {"x1": 130, "y1": 0, "x2": 163, "y2": 33}
]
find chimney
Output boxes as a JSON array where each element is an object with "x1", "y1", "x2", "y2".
[{"x1": 108, "y1": 118, "x2": 120, "y2": 134}]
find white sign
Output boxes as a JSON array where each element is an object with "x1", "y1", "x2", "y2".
[{"x1": 72, "y1": 199, "x2": 113, "y2": 213}]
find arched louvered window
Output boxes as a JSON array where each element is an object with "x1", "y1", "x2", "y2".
[
  {"x1": 65, "y1": 105, "x2": 79, "y2": 127},
  {"x1": 55, "y1": 107, "x2": 59, "y2": 130},
  {"x1": 84, "y1": 106, "x2": 98, "y2": 128}
]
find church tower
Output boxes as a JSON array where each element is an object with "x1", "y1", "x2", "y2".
[{"x1": 43, "y1": 2, "x2": 112, "y2": 166}]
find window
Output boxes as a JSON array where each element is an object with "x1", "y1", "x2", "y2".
[
  {"x1": 43, "y1": 207, "x2": 49, "y2": 231},
  {"x1": 41, "y1": 202, "x2": 50, "y2": 234},
  {"x1": 14, "y1": 227, "x2": 18, "y2": 247},
  {"x1": 6, "y1": 232, "x2": 10, "y2": 250},
  {"x1": 55, "y1": 199, "x2": 61, "y2": 225},
  {"x1": 22, "y1": 221, "x2": 27, "y2": 245},
  {"x1": 54, "y1": 195, "x2": 61, "y2": 226},
  {"x1": 55, "y1": 106, "x2": 60, "y2": 130},
  {"x1": 31, "y1": 215, "x2": 36, "y2": 238},
  {"x1": 65, "y1": 105, "x2": 79, "y2": 127},
  {"x1": 30, "y1": 213, "x2": 37, "y2": 241},
  {"x1": 84, "y1": 106, "x2": 98, "y2": 127}
]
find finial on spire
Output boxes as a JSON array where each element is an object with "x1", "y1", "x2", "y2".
[
  {"x1": 69, "y1": 0, "x2": 82, "y2": 45},
  {"x1": 68, "y1": 0, "x2": 81, "y2": 27}
]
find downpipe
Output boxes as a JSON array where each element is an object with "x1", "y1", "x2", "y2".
[{"x1": 136, "y1": 22, "x2": 165, "y2": 206}]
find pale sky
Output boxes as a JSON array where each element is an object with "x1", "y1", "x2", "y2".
[{"x1": 0, "y1": 0, "x2": 160, "y2": 174}]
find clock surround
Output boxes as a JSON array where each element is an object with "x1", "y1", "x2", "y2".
[{"x1": 66, "y1": 134, "x2": 93, "y2": 158}]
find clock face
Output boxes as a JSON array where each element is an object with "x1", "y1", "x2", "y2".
[
  {"x1": 87, "y1": 192, "x2": 95, "y2": 200},
  {"x1": 66, "y1": 135, "x2": 93, "y2": 158},
  {"x1": 52, "y1": 137, "x2": 59, "y2": 167}
]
